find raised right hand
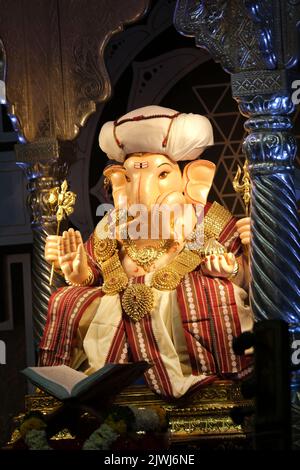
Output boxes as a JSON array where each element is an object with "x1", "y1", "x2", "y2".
[{"x1": 58, "y1": 228, "x2": 90, "y2": 284}]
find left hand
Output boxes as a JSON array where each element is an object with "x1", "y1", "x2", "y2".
[{"x1": 201, "y1": 252, "x2": 236, "y2": 278}]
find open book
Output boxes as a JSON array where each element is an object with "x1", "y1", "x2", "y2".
[{"x1": 22, "y1": 362, "x2": 150, "y2": 403}]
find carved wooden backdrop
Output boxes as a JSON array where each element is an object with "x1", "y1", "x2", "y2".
[{"x1": 0, "y1": 0, "x2": 150, "y2": 142}]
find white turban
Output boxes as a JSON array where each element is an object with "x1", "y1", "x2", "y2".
[{"x1": 99, "y1": 105, "x2": 214, "y2": 163}]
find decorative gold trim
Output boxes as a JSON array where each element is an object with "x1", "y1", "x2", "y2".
[
  {"x1": 101, "y1": 252, "x2": 129, "y2": 295},
  {"x1": 95, "y1": 232, "x2": 202, "y2": 304},
  {"x1": 123, "y1": 239, "x2": 173, "y2": 272},
  {"x1": 204, "y1": 202, "x2": 232, "y2": 242},
  {"x1": 93, "y1": 202, "x2": 233, "y2": 300},
  {"x1": 151, "y1": 269, "x2": 181, "y2": 291},
  {"x1": 4, "y1": 381, "x2": 252, "y2": 447},
  {"x1": 93, "y1": 234, "x2": 117, "y2": 262},
  {"x1": 50, "y1": 429, "x2": 76, "y2": 441},
  {"x1": 5, "y1": 428, "x2": 23, "y2": 447},
  {"x1": 152, "y1": 249, "x2": 201, "y2": 290}
]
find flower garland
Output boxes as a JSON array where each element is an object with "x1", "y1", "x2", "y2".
[
  {"x1": 19, "y1": 405, "x2": 169, "y2": 451},
  {"x1": 19, "y1": 412, "x2": 52, "y2": 450}
]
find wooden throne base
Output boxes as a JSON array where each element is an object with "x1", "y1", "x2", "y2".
[{"x1": 6, "y1": 380, "x2": 253, "y2": 449}]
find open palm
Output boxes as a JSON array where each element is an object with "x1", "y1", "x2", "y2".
[{"x1": 58, "y1": 228, "x2": 89, "y2": 284}]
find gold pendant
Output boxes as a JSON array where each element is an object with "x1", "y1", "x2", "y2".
[
  {"x1": 126, "y1": 246, "x2": 160, "y2": 272},
  {"x1": 151, "y1": 269, "x2": 181, "y2": 291},
  {"x1": 122, "y1": 284, "x2": 154, "y2": 322},
  {"x1": 123, "y1": 239, "x2": 173, "y2": 272},
  {"x1": 102, "y1": 272, "x2": 128, "y2": 295}
]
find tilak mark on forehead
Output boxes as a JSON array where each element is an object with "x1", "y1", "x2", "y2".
[{"x1": 134, "y1": 162, "x2": 149, "y2": 169}]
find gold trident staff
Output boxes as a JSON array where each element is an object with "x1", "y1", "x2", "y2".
[
  {"x1": 48, "y1": 180, "x2": 76, "y2": 286},
  {"x1": 233, "y1": 159, "x2": 251, "y2": 257},
  {"x1": 233, "y1": 159, "x2": 251, "y2": 217}
]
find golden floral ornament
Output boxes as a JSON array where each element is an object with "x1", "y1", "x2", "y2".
[
  {"x1": 121, "y1": 284, "x2": 154, "y2": 322},
  {"x1": 123, "y1": 239, "x2": 173, "y2": 272},
  {"x1": 48, "y1": 179, "x2": 76, "y2": 286},
  {"x1": 102, "y1": 272, "x2": 128, "y2": 295},
  {"x1": 151, "y1": 269, "x2": 181, "y2": 291},
  {"x1": 93, "y1": 235, "x2": 117, "y2": 262}
]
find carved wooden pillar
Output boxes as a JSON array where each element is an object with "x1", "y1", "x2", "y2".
[
  {"x1": 0, "y1": 0, "x2": 150, "y2": 342},
  {"x1": 174, "y1": 0, "x2": 300, "y2": 447},
  {"x1": 15, "y1": 141, "x2": 73, "y2": 342}
]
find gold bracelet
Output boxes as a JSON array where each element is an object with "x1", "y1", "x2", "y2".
[
  {"x1": 65, "y1": 268, "x2": 94, "y2": 287},
  {"x1": 228, "y1": 260, "x2": 239, "y2": 280}
]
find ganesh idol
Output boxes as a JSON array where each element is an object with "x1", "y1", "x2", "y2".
[{"x1": 41, "y1": 105, "x2": 253, "y2": 399}]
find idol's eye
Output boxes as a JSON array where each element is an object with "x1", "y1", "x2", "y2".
[
  {"x1": 125, "y1": 174, "x2": 131, "y2": 183},
  {"x1": 158, "y1": 171, "x2": 169, "y2": 180}
]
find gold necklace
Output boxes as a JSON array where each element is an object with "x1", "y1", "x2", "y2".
[
  {"x1": 93, "y1": 233, "x2": 201, "y2": 322},
  {"x1": 122, "y1": 238, "x2": 173, "y2": 272}
]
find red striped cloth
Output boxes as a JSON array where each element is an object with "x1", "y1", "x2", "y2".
[{"x1": 39, "y1": 236, "x2": 103, "y2": 366}]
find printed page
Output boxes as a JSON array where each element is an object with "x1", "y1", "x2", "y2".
[
  {"x1": 72, "y1": 362, "x2": 150, "y2": 399},
  {"x1": 28, "y1": 365, "x2": 87, "y2": 394}
]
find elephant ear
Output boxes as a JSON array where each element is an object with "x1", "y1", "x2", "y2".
[
  {"x1": 103, "y1": 164, "x2": 126, "y2": 187},
  {"x1": 183, "y1": 160, "x2": 216, "y2": 205},
  {"x1": 103, "y1": 164, "x2": 127, "y2": 209}
]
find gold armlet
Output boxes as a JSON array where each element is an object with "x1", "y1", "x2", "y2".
[
  {"x1": 204, "y1": 202, "x2": 232, "y2": 242},
  {"x1": 65, "y1": 268, "x2": 94, "y2": 287}
]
